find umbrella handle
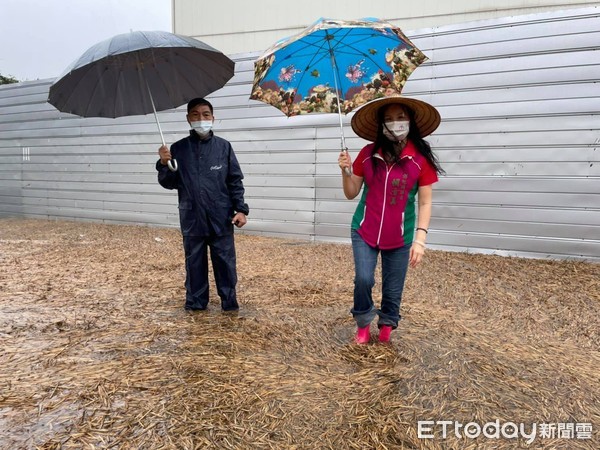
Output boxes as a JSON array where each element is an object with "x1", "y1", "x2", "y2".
[
  {"x1": 145, "y1": 78, "x2": 179, "y2": 172},
  {"x1": 326, "y1": 42, "x2": 352, "y2": 177},
  {"x1": 155, "y1": 113, "x2": 178, "y2": 172},
  {"x1": 167, "y1": 159, "x2": 178, "y2": 171},
  {"x1": 342, "y1": 148, "x2": 352, "y2": 177}
]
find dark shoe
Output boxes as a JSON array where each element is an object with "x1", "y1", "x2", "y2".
[
  {"x1": 221, "y1": 300, "x2": 239, "y2": 312},
  {"x1": 184, "y1": 305, "x2": 207, "y2": 311}
]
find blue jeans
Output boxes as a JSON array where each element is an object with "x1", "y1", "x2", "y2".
[{"x1": 351, "y1": 229, "x2": 410, "y2": 329}]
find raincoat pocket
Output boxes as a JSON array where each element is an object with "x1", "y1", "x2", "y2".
[
  {"x1": 178, "y1": 201, "x2": 195, "y2": 235},
  {"x1": 178, "y1": 200, "x2": 192, "y2": 210}
]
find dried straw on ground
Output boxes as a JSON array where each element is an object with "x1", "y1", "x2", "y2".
[{"x1": 0, "y1": 218, "x2": 598, "y2": 449}]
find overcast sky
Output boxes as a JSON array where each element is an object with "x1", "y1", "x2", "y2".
[{"x1": 2, "y1": 0, "x2": 172, "y2": 81}]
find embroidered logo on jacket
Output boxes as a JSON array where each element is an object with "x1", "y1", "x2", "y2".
[{"x1": 210, "y1": 165, "x2": 222, "y2": 171}]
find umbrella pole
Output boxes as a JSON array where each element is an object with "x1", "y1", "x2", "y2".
[
  {"x1": 145, "y1": 80, "x2": 178, "y2": 172},
  {"x1": 328, "y1": 47, "x2": 352, "y2": 176}
]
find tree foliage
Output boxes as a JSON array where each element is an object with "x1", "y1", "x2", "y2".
[{"x1": 0, "y1": 74, "x2": 19, "y2": 85}]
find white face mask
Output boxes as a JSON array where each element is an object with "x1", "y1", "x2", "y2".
[
  {"x1": 191, "y1": 120, "x2": 213, "y2": 136},
  {"x1": 383, "y1": 120, "x2": 410, "y2": 142}
]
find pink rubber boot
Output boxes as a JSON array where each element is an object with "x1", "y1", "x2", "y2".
[
  {"x1": 378, "y1": 325, "x2": 393, "y2": 343},
  {"x1": 355, "y1": 326, "x2": 370, "y2": 344}
]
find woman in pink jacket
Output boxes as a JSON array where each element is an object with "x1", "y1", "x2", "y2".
[{"x1": 338, "y1": 95, "x2": 444, "y2": 344}]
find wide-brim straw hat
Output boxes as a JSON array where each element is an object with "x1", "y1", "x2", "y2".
[{"x1": 350, "y1": 95, "x2": 441, "y2": 141}]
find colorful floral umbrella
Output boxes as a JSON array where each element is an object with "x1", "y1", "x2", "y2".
[{"x1": 250, "y1": 17, "x2": 427, "y2": 151}]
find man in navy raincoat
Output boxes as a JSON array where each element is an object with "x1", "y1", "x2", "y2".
[{"x1": 156, "y1": 98, "x2": 249, "y2": 311}]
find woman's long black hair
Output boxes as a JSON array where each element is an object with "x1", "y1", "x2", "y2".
[{"x1": 371, "y1": 104, "x2": 445, "y2": 175}]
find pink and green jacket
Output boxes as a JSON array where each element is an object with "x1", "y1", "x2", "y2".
[{"x1": 351, "y1": 141, "x2": 438, "y2": 249}]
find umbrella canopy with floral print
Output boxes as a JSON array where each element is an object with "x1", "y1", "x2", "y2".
[
  {"x1": 250, "y1": 17, "x2": 427, "y2": 159},
  {"x1": 250, "y1": 17, "x2": 427, "y2": 119}
]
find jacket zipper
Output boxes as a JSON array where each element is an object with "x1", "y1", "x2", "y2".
[
  {"x1": 376, "y1": 157, "x2": 396, "y2": 247},
  {"x1": 372, "y1": 151, "x2": 421, "y2": 247}
]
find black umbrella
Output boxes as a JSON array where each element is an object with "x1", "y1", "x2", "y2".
[{"x1": 48, "y1": 30, "x2": 235, "y2": 171}]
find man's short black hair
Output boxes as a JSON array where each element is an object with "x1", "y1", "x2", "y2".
[{"x1": 187, "y1": 98, "x2": 213, "y2": 114}]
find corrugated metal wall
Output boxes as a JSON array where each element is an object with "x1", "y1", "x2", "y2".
[{"x1": 0, "y1": 7, "x2": 598, "y2": 261}]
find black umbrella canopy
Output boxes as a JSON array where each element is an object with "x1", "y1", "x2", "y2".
[{"x1": 48, "y1": 30, "x2": 235, "y2": 118}]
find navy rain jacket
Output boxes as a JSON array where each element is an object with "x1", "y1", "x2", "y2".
[{"x1": 156, "y1": 131, "x2": 249, "y2": 237}]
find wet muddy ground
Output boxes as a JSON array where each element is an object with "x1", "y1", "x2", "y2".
[{"x1": 0, "y1": 218, "x2": 598, "y2": 449}]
